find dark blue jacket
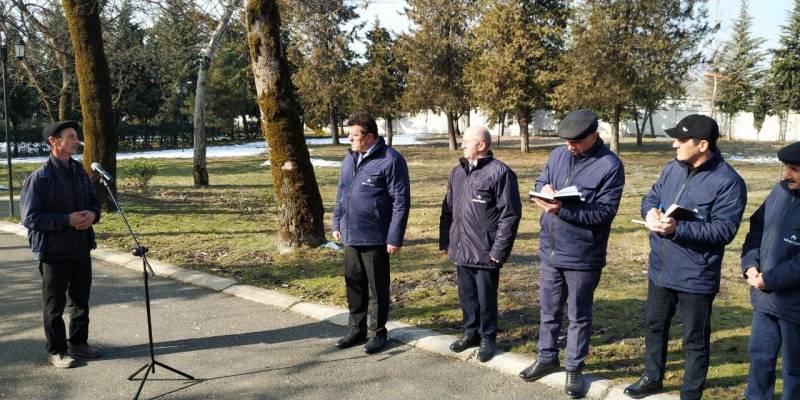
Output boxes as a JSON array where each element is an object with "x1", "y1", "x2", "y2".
[
  {"x1": 641, "y1": 151, "x2": 746, "y2": 294},
  {"x1": 20, "y1": 156, "x2": 101, "y2": 260},
  {"x1": 535, "y1": 138, "x2": 625, "y2": 270},
  {"x1": 741, "y1": 181, "x2": 800, "y2": 324},
  {"x1": 333, "y1": 137, "x2": 410, "y2": 247},
  {"x1": 439, "y1": 155, "x2": 522, "y2": 269}
]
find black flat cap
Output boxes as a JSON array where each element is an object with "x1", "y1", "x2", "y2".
[
  {"x1": 665, "y1": 114, "x2": 719, "y2": 143},
  {"x1": 558, "y1": 109, "x2": 598, "y2": 140},
  {"x1": 778, "y1": 141, "x2": 800, "y2": 166},
  {"x1": 42, "y1": 120, "x2": 79, "y2": 142}
]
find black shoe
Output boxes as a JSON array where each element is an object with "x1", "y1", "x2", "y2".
[
  {"x1": 519, "y1": 359, "x2": 560, "y2": 382},
  {"x1": 450, "y1": 335, "x2": 480, "y2": 353},
  {"x1": 363, "y1": 335, "x2": 388, "y2": 354},
  {"x1": 68, "y1": 343, "x2": 102, "y2": 359},
  {"x1": 335, "y1": 330, "x2": 367, "y2": 349},
  {"x1": 623, "y1": 375, "x2": 663, "y2": 399},
  {"x1": 476, "y1": 337, "x2": 496, "y2": 362},
  {"x1": 565, "y1": 369, "x2": 583, "y2": 398}
]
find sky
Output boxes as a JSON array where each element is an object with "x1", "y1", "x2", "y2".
[{"x1": 350, "y1": 0, "x2": 796, "y2": 56}]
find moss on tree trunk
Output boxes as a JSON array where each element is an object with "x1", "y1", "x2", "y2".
[
  {"x1": 245, "y1": 0, "x2": 326, "y2": 251},
  {"x1": 62, "y1": 0, "x2": 118, "y2": 209}
]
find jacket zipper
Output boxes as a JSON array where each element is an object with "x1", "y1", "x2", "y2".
[{"x1": 657, "y1": 165, "x2": 697, "y2": 283}]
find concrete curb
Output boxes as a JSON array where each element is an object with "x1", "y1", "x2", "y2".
[{"x1": 0, "y1": 220, "x2": 677, "y2": 400}]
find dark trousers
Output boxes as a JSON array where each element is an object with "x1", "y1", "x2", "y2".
[
  {"x1": 746, "y1": 310, "x2": 800, "y2": 400},
  {"x1": 40, "y1": 254, "x2": 92, "y2": 355},
  {"x1": 457, "y1": 265, "x2": 499, "y2": 340},
  {"x1": 643, "y1": 280, "x2": 715, "y2": 400},
  {"x1": 344, "y1": 245, "x2": 390, "y2": 337},
  {"x1": 537, "y1": 262, "x2": 602, "y2": 370}
]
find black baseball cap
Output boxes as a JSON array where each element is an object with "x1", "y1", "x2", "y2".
[
  {"x1": 778, "y1": 141, "x2": 800, "y2": 166},
  {"x1": 557, "y1": 109, "x2": 598, "y2": 140},
  {"x1": 42, "y1": 120, "x2": 79, "y2": 142},
  {"x1": 665, "y1": 114, "x2": 719, "y2": 143}
]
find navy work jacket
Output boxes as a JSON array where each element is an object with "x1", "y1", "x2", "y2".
[
  {"x1": 641, "y1": 151, "x2": 746, "y2": 294},
  {"x1": 20, "y1": 156, "x2": 101, "y2": 260},
  {"x1": 741, "y1": 181, "x2": 800, "y2": 324},
  {"x1": 439, "y1": 155, "x2": 522, "y2": 269},
  {"x1": 535, "y1": 138, "x2": 625, "y2": 270},
  {"x1": 333, "y1": 137, "x2": 410, "y2": 247}
]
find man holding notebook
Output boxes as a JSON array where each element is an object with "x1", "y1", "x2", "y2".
[
  {"x1": 624, "y1": 114, "x2": 747, "y2": 399},
  {"x1": 520, "y1": 109, "x2": 624, "y2": 398}
]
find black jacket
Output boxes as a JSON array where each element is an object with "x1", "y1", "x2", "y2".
[
  {"x1": 439, "y1": 155, "x2": 522, "y2": 268},
  {"x1": 641, "y1": 151, "x2": 746, "y2": 294},
  {"x1": 741, "y1": 181, "x2": 800, "y2": 324},
  {"x1": 535, "y1": 138, "x2": 625, "y2": 270},
  {"x1": 20, "y1": 156, "x2": 101, "y2": 260}
]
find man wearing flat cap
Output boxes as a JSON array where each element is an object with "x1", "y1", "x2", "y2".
[
  {"x1": 520, "y1": 109, "x2": 625, "y2": 398},
  {"x1": 624, "y1": 114, "x2": 746, "y2": 399},
  {"x1": 740, "y1": 141, "x2": 800, "y2": 400},
  {"x1": 20, "y1": 121, "x2": 102, "y2": 369}
]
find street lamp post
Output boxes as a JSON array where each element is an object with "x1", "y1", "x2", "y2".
[{"x1": 0, "y1": 32, "x2": 25, "y2": 218}]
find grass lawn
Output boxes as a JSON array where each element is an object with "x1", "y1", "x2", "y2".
[{"x1": 3, "y1": 135, "x2": 788, "y2": 399}]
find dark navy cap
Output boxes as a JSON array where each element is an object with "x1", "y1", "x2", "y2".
[
  {"x1": 778, "y1": 141, "x2": 800, "y2": 166},
  {"x1": 665, "y1": 114, "x2": 719, "y2": 143},
  {"x1": 557, "y1": 110, "x2": 598, "y2": 140},
  {"x1": 42, "y1": 120, "x2": 79, "y2": 142}
]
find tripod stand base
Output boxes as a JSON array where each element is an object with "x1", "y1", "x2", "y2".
[{"x1": 128, "y1": 360, "x2": 195, "y2": 399}]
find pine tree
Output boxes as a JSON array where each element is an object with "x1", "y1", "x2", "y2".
[
  {"x1": 399, "y1": 0, "x2": 476, "y2": 151},
  {"x1": 769, "y1": 0, "x2": 800, "y2": 140},
  {"x1": 353, "y1": 21, "x2": 406, "y2": 146},
  {"x1": 712, "y1": 0, "x2": 765, "y2": 138},
  {"x1": 466, "y1": 0, "x2": 568, "y2": 153}
]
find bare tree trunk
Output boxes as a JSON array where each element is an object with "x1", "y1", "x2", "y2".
[
  {"x1": 446, "y1": 111, "x2": 458, "y2": 151},
  {"x1": 610, "y1": 106, "x2": 620, "y2": 154},
  {"x1": 633, "y1": 107, "x2": 642, "y2": 147},
  {"x1": 386, "y1": 115, "x2": 394, "y2": 147},
  {"x1": 329, "y1": 106, "x2": 339, "y2": 145},
  {"x1": 57, "y1": 52, "x2": 73, "y2": 121},
  {"x1": 648, "y1": 109, "x2": 656, "y2": 138},
  {"x1": 62, "y1": 0, "x2": 117, "y2": 209},
  {"x1": 193, "y1": 0, "x2": 240, "y2": 187},
  {"x1": 245, "y1": 0, "x2": 325, "y2": 251},
  {"x1": 518, "y1": 109, "x2": 529, "y2": 153}
]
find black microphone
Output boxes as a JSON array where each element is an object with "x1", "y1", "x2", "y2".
[{"x1": 91, "y1": 162, "x2": 114, "y2": 182}]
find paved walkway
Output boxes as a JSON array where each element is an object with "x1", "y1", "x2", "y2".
[{"x1": 0, "y1": 230, "x2": 569, "y2": 400}]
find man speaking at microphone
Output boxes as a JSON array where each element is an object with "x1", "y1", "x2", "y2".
[{"x1": 20, "y1": 120, "x2": 102, "y2": 369}]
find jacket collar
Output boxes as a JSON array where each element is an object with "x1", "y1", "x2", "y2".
[
  {"x1": 348, "y1": 136, "x2": 386, "y2": 161},
  {"x1": 459, "y1": 152, "x2": 494, "y2": 173},
  {"x1": 676, "y1": 149, "x2": 722, "y2": 173}
]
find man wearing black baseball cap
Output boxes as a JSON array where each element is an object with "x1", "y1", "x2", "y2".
[
  {"x1": 521, "y1": 109, "x2": 625, "y2": 398},
  {"x1": 625, "y1": 115, "x2": 747, "y2": 399},
  {"x1": 20, "y1": 121, "x2": 102, "y2": 369},
  {"x1": 740, "y1": 141, "x2": 800, "y2": 400}
]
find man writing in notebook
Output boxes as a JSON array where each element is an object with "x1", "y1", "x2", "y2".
[
  {"x1": 624, "y1": 114, "x2": 747, "y2": 399},
  {"x1": 520, "y1": 109, "x2": 625, "y2": 398}
]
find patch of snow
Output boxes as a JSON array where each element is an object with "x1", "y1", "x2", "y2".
[
  {"x1": 724, "y1": 153, "x2": 780, "y2": 164},
  {"x1": 9, "y1": 135, "x2": 427, "y2": 164},
  {"x1": 261, "y1": 158, "x2": 341, "y2": 168}
]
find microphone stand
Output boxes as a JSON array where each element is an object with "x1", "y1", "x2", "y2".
[{"x1": 97, "y1": 176, "x2": 195, "y2": 399}]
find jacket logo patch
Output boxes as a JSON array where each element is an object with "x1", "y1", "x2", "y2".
[
  {"x1": 471, "y1": 197, "x2": 487, "y2": 203},
  {"x1": 784, "y1": 234, "x2": 800, "y2": 246},
  {"x1": 361, "y1": 178, "x2": 376, "y2": 187}
]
